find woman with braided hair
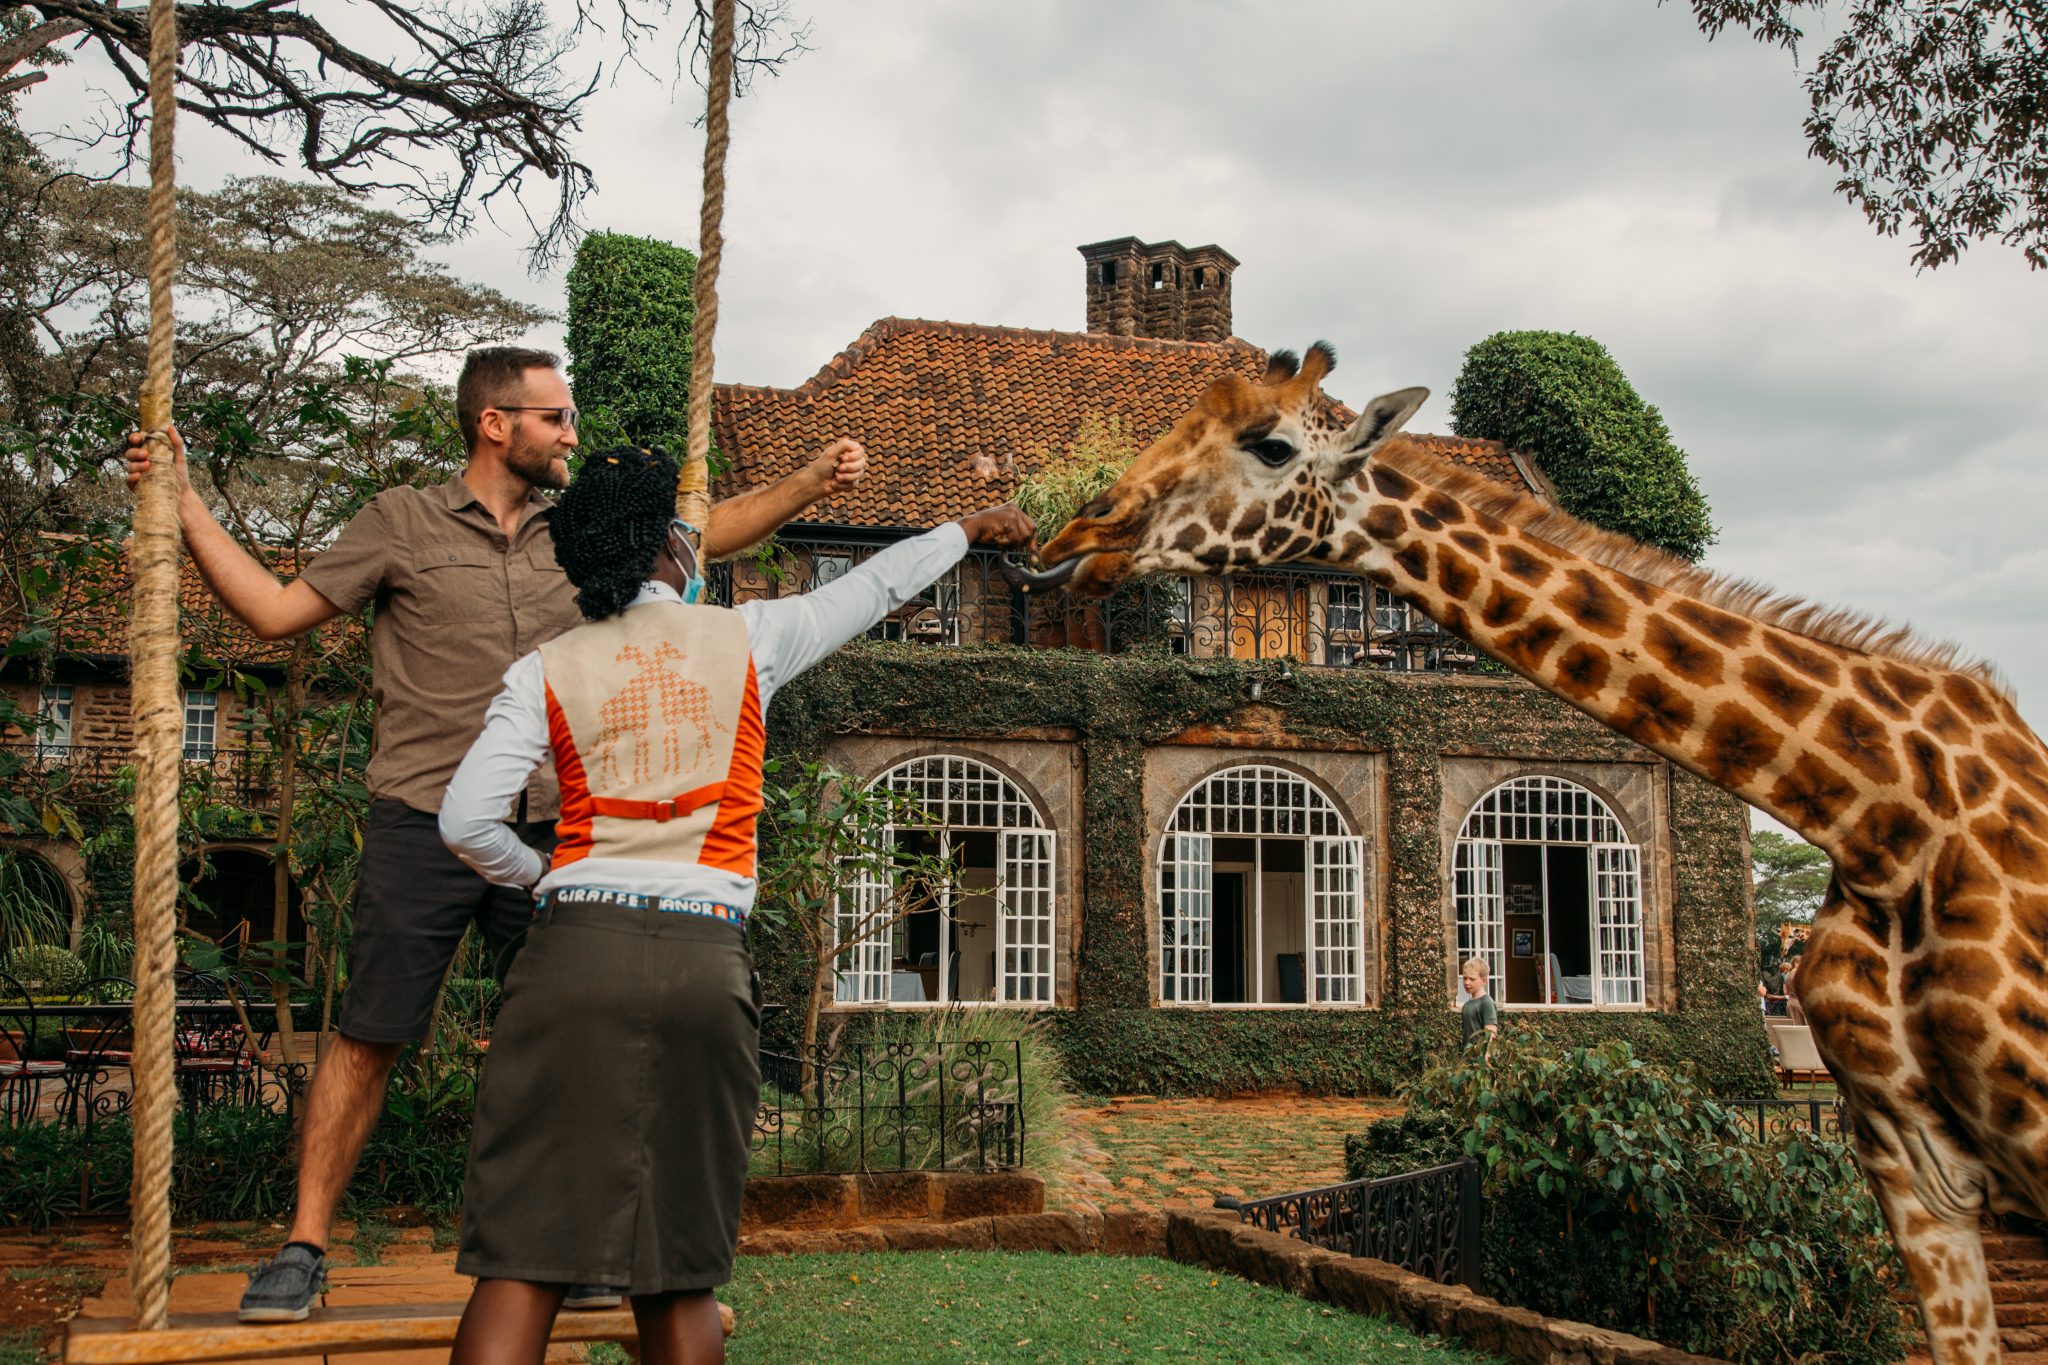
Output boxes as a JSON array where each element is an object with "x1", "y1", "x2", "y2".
[{"x1": 436, "y1": 445, "x2": 1034, "y2": 1363}]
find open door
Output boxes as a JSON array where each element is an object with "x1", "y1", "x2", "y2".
[
  {"x1": 1308, "y1": 836, "x2": 1366, "y2": 1003},
  {"x1": 1161, "y1": 832, "x2": 1213, "y2": 1003},
  {"x1": 1454, "y1": 837, "x2": 1505, "y2": 999},
  {"x1": 998, "y1": 829, "x2": 1056, "y2": 1003}
]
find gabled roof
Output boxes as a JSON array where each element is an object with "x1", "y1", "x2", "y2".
[{"x1": 711, "y1": 317, "x2": 1538, "y2": 529}]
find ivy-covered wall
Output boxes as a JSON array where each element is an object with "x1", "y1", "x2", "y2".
[{"x1": 756, "y1": 641, "x2": 1775, "y2": 1097}]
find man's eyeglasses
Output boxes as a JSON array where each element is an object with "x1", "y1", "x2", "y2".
[{"x1": 493, "y1": 405, "x2": 580, "y2": 431}]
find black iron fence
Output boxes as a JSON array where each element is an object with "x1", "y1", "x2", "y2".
[
  {"x1": 1724, "y1": 1095, "x2": 1847, "y2": 1142},
  {"x1": 1222, "y1": 1158, "x2": 1483, "y2": 1289},
  {"x1": 752, "y1": 1039, "x2": 1026, "y2": 1176},
  {"x1": 714, "y1": 541, "x2": 1488, "y2": 675}
]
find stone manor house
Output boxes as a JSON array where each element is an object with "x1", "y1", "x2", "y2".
[{"x1": 3, "y1": 237, "x2": 1765, "y2": 1093}]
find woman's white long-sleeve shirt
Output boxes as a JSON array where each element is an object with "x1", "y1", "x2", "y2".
[{"x1": 437, "y1": 523, "x2": 970, "y2": 908}]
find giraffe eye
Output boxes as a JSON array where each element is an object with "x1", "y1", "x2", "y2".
[{"x1": 1247, "y1": 438, "x2": 1296, "y2": 468}]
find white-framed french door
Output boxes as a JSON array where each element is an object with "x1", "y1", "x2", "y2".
[
  {"x1": 1160, "y1": 832, "x2": 1213, "y2": 1004},
  {"x1": 1453, "y1": 837, "x2": 1506, "y2": 995},
  {"x1": 1594, "y1": 843, "x2": 1644, "y2": 1006},
  {"x1": 998, "y1": 830, "x2": 1057, "y2": 1003},
  {"x1": 1309, "y1": 836, "x2": 1367, "y2": 1003}
]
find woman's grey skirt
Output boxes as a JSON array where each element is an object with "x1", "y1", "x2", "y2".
[{"x1": 455, "y1": 897, "x2": 761, "y2": 1293}]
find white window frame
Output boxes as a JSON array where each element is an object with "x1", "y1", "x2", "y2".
[
  {"x1": 1451, "y1": 775, "x2": 1645, "y2": 1011},
  {"x1": 831, "y1": 755, "x2": 1055, "y2": 1008},
  {"x1": 1158, "y1": 764, "x2": 1368, "y2": 1009},
  {"x1": 35, "y1": 683, "x2": 74, "y2": 759},
  {"x1": 183, "y1": 689, "x2": 218, "y2": 760}
]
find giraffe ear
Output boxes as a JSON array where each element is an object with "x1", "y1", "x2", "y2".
[{"x1": 1332, "y1": 386, "x2": 1429, "y2": 479}]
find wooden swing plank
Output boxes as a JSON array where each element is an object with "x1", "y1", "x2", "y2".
[{"x1": 64, "y1": 1302, "x2": 638, "y2": 1363}]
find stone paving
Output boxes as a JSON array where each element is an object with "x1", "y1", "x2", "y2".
[{"x1": 1059, "y1": 1094, "x2": 1407, "y2": 1210}]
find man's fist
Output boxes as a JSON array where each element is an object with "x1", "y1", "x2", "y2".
[
  {"x1": 124, "y1": 425, "x2": 192, "y2": 496},
  {"x1": 807, "y1": 437, "x2": 867, "y2": 496},
  {"x1": 957, "y1": 504, "x2": 1036, "y2": 550}
]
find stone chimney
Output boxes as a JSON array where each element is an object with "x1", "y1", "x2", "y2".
[{"x1": 1078, "y1": 237, "x2": 1237, "y2": 342}]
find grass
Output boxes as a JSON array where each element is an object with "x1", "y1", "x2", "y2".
[
  {"x1": 0, "y1": 1329, "x2": 44, "y2": 1365},
  {"x1": 687, "y1": 1252, "x2": 1493, "y2": 1364}
]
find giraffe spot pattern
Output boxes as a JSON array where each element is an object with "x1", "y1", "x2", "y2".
[
  {"x1": 1852, "y1": 665, "x2": 1911, "y2": 719},
  {"x1": 1924, "y1": 700, "x2": 1972, "y2": 742},
  {"x1": 1552, "y1": 643, "x2": 1610, "y2": 701},
  {"x1": 1764, "y1": 634, "x2": 1843, "y2": 686},
  {"x1": 1672, "y1": 600, "x2": 1754, "y2": 648},
  {"x1": 1905, "y1": 734, "x2": 1959, "y2": 819},
  {"x1": 1364, "y1": 504, "x2": 1407, "y2": 541},
  {"x1": 1903, "y1": 946, "x2": 2001, "y2": 1005},
  {"x1": 1908, "y1": 998, "x2": 1990, "y2": 1115},
  {"x1": 1234, "y1": 504, "x2": 1267, "y2": 538},
  {"x1": 1393, "y1": 542, "x2": 1429, "y2": 582},
  {"x1": 1644, "y1": 615, "x2": 1724, "y2": 686},
  {"x1": 1945, "y1": 674, "x2": 2000, "y2": 724},
  {"x1": 1614, "y1": 673, "x2": 1695, "y2": 747},
  {"x1": 1931, "y1": 838, "x2": 2002, "y2": 940},
  {"x1": 1988, "y1": 731, "x2": 2048, "y2": 802},
  {"x1": 1272, "y1": 489, "x2": 1297, "y2": 520},
  {"x1": 1768, "y1": 754, "x2": 1859, "y2": 830},
  {"x1": 1839, "y1": 801, "x2": 1931, "y2": 885},
  {"x1": 1480, "y1": 584, "x2": 1530, "y2": 629},
  {"x1": 1370, "y1": 465, "x2": 1418, "y2": 500},
  {"x1": 1260, "y1": 525, "x2": 1293, "y2": 556},
  {"x1": 1450, "y1": 530, "x2": 1491, "y2": 559},
  {"x1": 1498, "y1": 543, "x2": 1553, "y2": 587},
  {"x1": 1881, "y1": 663, "x2": 1937, "y2": 706},
  {"x1": 1986, "y1": 1044, "x2": 2048, "y2": 1130},
  {"x1": 1436, "y1": 548, "x2": 1479, "y2": 600},
  {"x1": 1422, "y1": 492, "x2": 1465, "y2": 525},
  {"x1": 1172, "y1": 523, "x2": 1204, "y2": 554},
  {"x1": 1741, "y1": 655, "x2": 1823, "y2": 726},
  {"x1": 1699, "y1": 702, "x2": 1782, "y2": 788},
  {"x1": 1556, "y1": 569, "x2": 1630, "y2": 639},
  {"x1": 1822, "y1": 698, "x2": 1902, "y2": 785},
  {"x1": 1411, "y1": 505, "x2": 1444, "y2": 532},
  {"x1": 1956, "y1": 754, "x2": 1998, "y2": 807},
  {"x1": 1496, "y1": 616, "x2": 1566, "y2": 672},
  {"x1": 1971, "y1": 808, "x2": 2048, "y2": 882}
]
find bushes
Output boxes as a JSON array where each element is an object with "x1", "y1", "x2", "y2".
[
  {"x1": 1, "y1": 943, "x2": 85, "y2": 994},
  {"x1": 563, "y1": 231, "x2": 698, "y2": 454},
  {"x1": 1450, "y1": 331, "x2": 1716, "y2": 561},
  {"x1": 1354, "y1": 1034, "x2": 1907, "y2": 1365}
]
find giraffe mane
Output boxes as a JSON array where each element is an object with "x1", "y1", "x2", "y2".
[{"x1": 1373, "y1": 437, "x2": 2013, "y2": 698}]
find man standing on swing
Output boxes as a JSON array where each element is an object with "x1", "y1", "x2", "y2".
[{"x1": 125, "y1": 346, "x2": 867, "y2": 1322}]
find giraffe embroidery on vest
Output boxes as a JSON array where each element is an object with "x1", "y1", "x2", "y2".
[{"x1": 592, "y1": 641, "x2": 732, "y2": 788}]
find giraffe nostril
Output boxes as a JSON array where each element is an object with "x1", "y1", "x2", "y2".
[{"x1": 1077, "y1": 496, "x2": 1116, "y2": 523}]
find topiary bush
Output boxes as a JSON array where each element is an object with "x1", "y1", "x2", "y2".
[
  {"x1": 564, "y1": 230, "x2": 698, "y2": 455},
  {"x1": 1371, "y1": 1033, "x2": 1907, "y2": 1365},
  {"x1": 1450, "y1": 331, "x2": 1716, "y2": 561},
  {"x1": 2, "y1": 943, "x2": 86, "y2": 995}
]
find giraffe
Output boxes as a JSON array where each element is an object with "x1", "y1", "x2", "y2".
[
  {"x1": 1018, "y1": 342, "x2": 2048, "y2": 1365},
  {"x1": 593, "y1": 642, "x2": 728, "y2": 787}
]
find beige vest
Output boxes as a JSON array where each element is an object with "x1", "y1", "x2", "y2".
[{"x1": 538, "y1": 601, "x2": 761, "y2": 873}]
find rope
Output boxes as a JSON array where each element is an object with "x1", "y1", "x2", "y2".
[
  {"x1": 678, "y1": 0, "x2": 735, "y2": 542},
  {"x1": 125, "y1": 0, "x2": 184, "y2": 1331}
]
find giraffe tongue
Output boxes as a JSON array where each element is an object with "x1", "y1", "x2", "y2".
[{"x1": 996, "y1": 554, "x2": 1082, "y2": 594}]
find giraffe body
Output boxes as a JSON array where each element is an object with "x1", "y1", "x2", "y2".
[
  {"x1": 593, "y1": 641, "x2": 727, "y2": 788},
  {"x1": 1036, "y1": 342, "x2": 2048, "y2": 1364}
]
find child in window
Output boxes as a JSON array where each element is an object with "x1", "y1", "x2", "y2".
[{"x1": 1460, "y1": 957, "x2": 1499, "y2": 1056}]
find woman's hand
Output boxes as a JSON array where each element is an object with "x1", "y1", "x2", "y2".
[{"x1": 957, "y1": 504, "x2": 1035, "y2": 549}]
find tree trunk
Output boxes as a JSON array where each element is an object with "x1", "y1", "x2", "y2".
[{"x1": 800, "y1": 904, "x2": 834, "y2": 1102}]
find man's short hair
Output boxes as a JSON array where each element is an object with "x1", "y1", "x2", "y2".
[{"x1": 456, "y1": 346, "x2": 561, "y2": 452}]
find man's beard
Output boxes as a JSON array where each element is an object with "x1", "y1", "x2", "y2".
[{"x1": 505, "y1": 429, "x2": 568, "y2": 491}]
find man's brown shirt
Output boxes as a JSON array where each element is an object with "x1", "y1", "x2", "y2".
[{"x1": 300, "y1": 477, "x2": 582, "y2": 816}]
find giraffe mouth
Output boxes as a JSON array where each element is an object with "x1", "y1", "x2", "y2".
[
  {"x1": 996, "y1": 554, "x2": 1082, "y2": 595},
  {"x1": 997, "y1": 548, "x2": 1136, "y2": 598}
]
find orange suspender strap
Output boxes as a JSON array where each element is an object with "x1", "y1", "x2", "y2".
[{"x1": 589, "y1": 780, "x2": 727, "y2": 823}]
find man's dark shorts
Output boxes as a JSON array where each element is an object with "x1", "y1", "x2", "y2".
[{"x1": 337, "y1": 799, "x2": 557, "y2": 1045}]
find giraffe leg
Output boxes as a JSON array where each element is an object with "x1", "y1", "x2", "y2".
[{"x1": 1851, "y1": 1118, "x2": 1998, "y2": 1365}]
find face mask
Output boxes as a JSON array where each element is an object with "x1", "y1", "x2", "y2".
[{"x1": 668, "y1": 519, "x2": 705, "y2": 604}]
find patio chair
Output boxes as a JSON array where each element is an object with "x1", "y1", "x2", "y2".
[
  {"x1": 171, "y1": 968, "x2": 258, "y2": 1110},
  {"x1": 0, "y1": 969, "x2": 65, "y2": 1125},
  {"x1": 1769, "y1": 1023, "x2": 1832, "y2": 1086},
  {"x1": 58, "y1": 975, "x2": 137, "y2": 1128}
]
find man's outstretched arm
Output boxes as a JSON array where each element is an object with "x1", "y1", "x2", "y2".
[
  {"x1": 701, "y1": 437, "x2": 868, "y2": 560},
  {"x1": 125, "y1": 428, "x2": 344, "y2": 642}
]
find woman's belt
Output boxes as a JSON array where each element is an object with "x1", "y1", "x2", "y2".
[{"x1": 534, "y1": 886, "x2": 745, "y2": 927}]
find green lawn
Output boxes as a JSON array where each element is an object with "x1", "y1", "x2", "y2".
[{"x1": 705, "y1": 1252, "x2": 1493, "y2": 1364}]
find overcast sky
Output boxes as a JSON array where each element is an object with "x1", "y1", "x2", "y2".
[{"x1": 28, "y1": 1, "x2": 2048, "y2": 811}]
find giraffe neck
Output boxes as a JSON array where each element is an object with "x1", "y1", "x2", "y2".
[{"x1": 1332, "y1": 465, "x2": 1965, "y2": 879}]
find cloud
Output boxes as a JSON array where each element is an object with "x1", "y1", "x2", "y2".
[{"x1": 17, "y1": 0, "x2": 2047, "y2": 735}]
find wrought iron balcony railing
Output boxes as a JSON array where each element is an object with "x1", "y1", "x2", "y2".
[
  {"x1": 2, "y1": 742, "x2": 284, "y2": 810},
  {"x1": 713, "y1": 541, "x2": 1491, "y2": 675}
]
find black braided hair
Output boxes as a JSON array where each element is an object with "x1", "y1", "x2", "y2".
[{"x1": 550, "y1": 445, "x2": 680, "y2": 620}]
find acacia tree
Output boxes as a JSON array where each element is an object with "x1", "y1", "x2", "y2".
[
  {"x1": 1687, "y1": 0, "x2": 2048, "y2": 270},
  {"x1": 1751, "y1": 828, "x2": 1829, "y2": 977},
  {"x1": 0, "y1": 1, "x2": 808, "y2": 265}
]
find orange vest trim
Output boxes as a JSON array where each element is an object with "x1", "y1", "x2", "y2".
[
  {"x1": 546, "y1": 681, "x2": 596, "y2": 871},
  {"x1": 590, "y1": 780, "x2": 728, "y2": 823},
  {"x1": 697, "y1": 660, "x2": 766, "y2": 877}
]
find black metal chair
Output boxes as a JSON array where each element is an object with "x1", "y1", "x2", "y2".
[
  {"x1": 171, "y1": 968, "x2": 258, "y2": 1111},
  {"x1": 0, "y1": 968, "x2": 65, "y2": 1125},
  {"x1": 58, "y1": 975, "x2": 137, "y2": 1130}
]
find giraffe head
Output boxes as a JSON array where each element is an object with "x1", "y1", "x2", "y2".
[{"x1": 1033, "y1": 342, "x2": 1428, "y2": 595}]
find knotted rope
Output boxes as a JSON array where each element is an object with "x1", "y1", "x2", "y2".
[
  {"x1": 124, "y1": 0, "x2": 184, "y2": 1330},
  {"x1": 678, "y1": 0, "x2": 735, "y2": 540}
]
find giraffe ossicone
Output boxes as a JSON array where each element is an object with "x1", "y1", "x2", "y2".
[{"x1": 1038, "y1": 341, "x2": 2048, "y2": 1365}]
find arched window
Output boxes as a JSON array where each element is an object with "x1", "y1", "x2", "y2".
[
  {"x1": 1453, "y1": 775, "x2": 1642, "y2": 1008},
  {"x1": 1158, "y1": 765, "x2": 1366, "y2": 1007},
  {"x1": 837, "y1": 755, "x2": 1055, "y2": 1007}
]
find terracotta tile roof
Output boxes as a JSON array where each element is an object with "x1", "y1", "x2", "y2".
[
  {"x1": 8, "y1": 539, "x2": 320, "y2": 667},
  {"x1": 712, "y1": 318, "x2": 1540, "y2": 529}
]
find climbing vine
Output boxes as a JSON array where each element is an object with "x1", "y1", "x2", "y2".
[{"x1": 753, "y1": 641, "x2": 1772, "y2": 1096}]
